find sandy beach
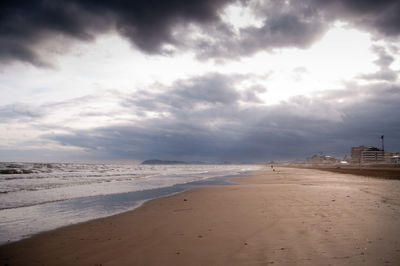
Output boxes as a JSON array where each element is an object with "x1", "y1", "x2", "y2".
[{"x1": 1, "y1": 167, "x2": 400, "y2": 265}]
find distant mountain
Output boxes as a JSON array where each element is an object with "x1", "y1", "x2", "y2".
[
  {"x1": 141, "y1": 159, "x2": 233, "y2": 165},
  {"x1": 141, "y1": 159, "x2": 188, "y2": 165}
]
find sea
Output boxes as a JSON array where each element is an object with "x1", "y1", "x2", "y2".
[{"x1": 0, "y1": 162, "x2": 262, "y2": 244}]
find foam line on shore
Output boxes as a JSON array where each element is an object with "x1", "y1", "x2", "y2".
[{"x1": 0, "y1": 170, "x2": 257, "y2": 244}]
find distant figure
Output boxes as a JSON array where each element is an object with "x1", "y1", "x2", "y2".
[{"x1": 271, "y1": 165, "x2": 275, "y2": 172}]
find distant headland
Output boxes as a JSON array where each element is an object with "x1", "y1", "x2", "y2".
[
  {"x1": 141, "y1": 159, "x2": 234, "y2": 165},
  {"x1": 141, "y1": 159, "x2": 188, "y2": 165}
]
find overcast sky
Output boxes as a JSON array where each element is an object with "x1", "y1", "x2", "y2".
[{"x1": 1, "y1": 0, "x2": 399, "y2": 163}]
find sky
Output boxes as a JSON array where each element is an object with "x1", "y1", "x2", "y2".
[{"x1": 0, "y1": 0, "x2": 399, "y2": 163}]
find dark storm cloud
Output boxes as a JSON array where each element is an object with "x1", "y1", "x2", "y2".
[
  {"x1": 77, "y1": 0, "x2": 236, "y2": 52},
  {"x1": 0, "y1": 0, "x2": 235, "y2": 65},
  {"x1": 44, "y1": 121, "x2": 231, "y2": 160},
  {"x1": 309, "y1": 0, "x2": 400, "y2": 36},
  {"x1": 40, "y1": 74, "x2": 400, "y2": 162},
  {"x1": 193, "y1": 12, "x2": 326, "y2": 59},
  {"x1": 0, "y1": 0, "x2": 107, "y2": 66},
  {"x1": 186, "y1": 0, "x2": 328, "y2": 59},
  {"x1": 189, "y1": 0, "x2": 400, "y2": 59},
  {"x1": 325, "y1": 84, "x2": 400, "y2": 155},
  {"x1": 2, "y1": 0, "x2": 400, "y2": 65}
]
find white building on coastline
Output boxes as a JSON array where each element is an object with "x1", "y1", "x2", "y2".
[{"x1": 351, "y1": 146, "x2": 392, "y2": 164}]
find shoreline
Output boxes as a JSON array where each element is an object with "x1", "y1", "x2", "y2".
[
  {"x1": 1, "y1": 167, "x2": 400, "y2": 265},
  {"x1": 0, "y1": 170, "x2": 254, "y2": 245}
]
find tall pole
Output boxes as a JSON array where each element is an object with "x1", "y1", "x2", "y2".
[{"x1": 381, "y1": 135, "x2": 385, "y2": 162}]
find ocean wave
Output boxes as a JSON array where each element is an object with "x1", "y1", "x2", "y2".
[
  {"x1": 0, "y1": 163, "x2": 263, "y2": 211},
  {"x1": 0, "y1": 169, "x2": 34, "y2": 174}
]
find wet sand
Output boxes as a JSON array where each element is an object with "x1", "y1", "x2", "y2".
[{"x1": 1, "y1": 167, "x2": 400, "y2": 265}]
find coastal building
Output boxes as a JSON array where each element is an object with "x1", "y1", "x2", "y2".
[
  {"x1": 391, "y1": 154, "x2": 400, "y2": 164},
  {"x1": 306, "y1": 154, "x2": 340, "y2": 164},
  {"x1": 351, "y1": 146, "x2": 367, "y2": 164},
  {"x1": 351, "y1": 146, "x2": 391, "y2": 164}
]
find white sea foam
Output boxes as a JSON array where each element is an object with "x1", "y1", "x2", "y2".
[
  {"x1": 0, "y1": 163, "x2": 261, "y2": 210},
  {"x1": 0, "y1": 162, "x2": 262, "y2": 243}
]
